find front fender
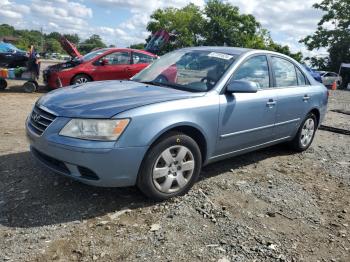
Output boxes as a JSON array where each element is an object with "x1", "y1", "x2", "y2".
[{"x1": 115, "y1": 95, "x2": 220, "y2": 159}]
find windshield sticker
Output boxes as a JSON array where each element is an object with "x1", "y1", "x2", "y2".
[{"x1": 207, "y1": 52, "x2": 233, "y2": 60}]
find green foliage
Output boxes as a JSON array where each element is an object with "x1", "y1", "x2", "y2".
[
  {"x1": 79, "y1": 34, "x2": 107, "y2": 54},
  {"x1": 45, "y1": 38, "x2": 63, "y2": 53},
  {"x1": 0, "y1": 24, "x2": 105, "y2": 55},
  {"x1": 147, "y1": 4, "x2": 204, "y2": 53},
  {"x1": 129, "y1": 43, "x2": 145, "y2": 50},
  {"x1": 301, "y1": 0, "x2": 350, "y2": 72},
  {"x1": 146, "y1": 1, "x2": 302, "y2": 60}
]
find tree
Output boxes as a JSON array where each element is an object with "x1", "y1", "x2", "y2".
[
  {"x1": 147, "y1": 4, "x2": 204, "y2": 53},
  {"x1": 45, "y1": 38, "x2": 63, "y2": 53},
  {"x1": 79, "y1": 34, "x2": 106, "y2": 54},
  {"x1": 301, "y1": 0, "x2": 350, "y2": 73},
  {"x1": 203, "y1": 0, "x2": 260, "y2": 47},
  {"x1": 145, "y1": 1, "x2": 302, "y2": 60},
  {"x1": 129, "y1": 43, "x2": 145, "y2": 50},
  {"x1": 0, "y1": 24, "x2": 15, "y2": 37},
  {"x1": 63, "y1": 34, "x2": 80, "y2": 45}
]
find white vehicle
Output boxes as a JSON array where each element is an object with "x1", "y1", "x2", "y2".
[{"x1": 319, "y1": 71, "x2": 342, "y2": 87}]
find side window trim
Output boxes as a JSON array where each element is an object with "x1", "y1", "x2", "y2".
[
  {"x1": 270, "y1": 55, "x2": 308, "y2": 88},
  {"x1": 223, "y1": 53, "x2": 272, "y2": 93}
]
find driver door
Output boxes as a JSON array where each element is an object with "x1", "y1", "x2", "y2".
[
  {"x1": 92, "y1": 51, "x2": 131, "y2": 81},
  {"x1": 215, "y1": 55, "x2": 277, "y2": 156}
]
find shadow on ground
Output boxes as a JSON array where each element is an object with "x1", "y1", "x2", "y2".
[
  {"x1": 0, "y1": 145, "x2": 295, "y2": 228},
  {"x1": 0, "y1": 84, "x2": 48, "y2": 93}
]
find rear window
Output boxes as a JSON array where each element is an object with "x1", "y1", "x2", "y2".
[{"x1": 132, "y1": 52, "x2": 155, "y2": 64}]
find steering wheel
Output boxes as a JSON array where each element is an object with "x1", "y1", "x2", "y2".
[
  {"x1": 154, "y1": 75, "x2": 168, "y2": 83},
  {"x1": 201, "y1": 77, "x2": 216, "y2": 88}
]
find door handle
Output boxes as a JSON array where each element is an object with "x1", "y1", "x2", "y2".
[
  {"x1": 266, "y1": 99, "x2": 276, "y2": 107},
  {"x1": 303, "y1": 95, "x2": 310, "y2": 101},
  {"x1": 124, "y1": 67, "x2": 132, "y2": 72}
]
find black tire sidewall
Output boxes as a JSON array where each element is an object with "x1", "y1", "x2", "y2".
[
  {"x1": 137, "y1": 132, "x2": 202, "y2": 200},
  {"x1": 0, "y1": 79, "x2": 7, "y2": 90}
]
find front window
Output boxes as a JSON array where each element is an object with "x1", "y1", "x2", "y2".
[
  {"x1": 132, "y1": 50, "x2": 237, "y2": 92},
  {"x1": 231, "y1": 55, "x2": 270, "y2": 89}
]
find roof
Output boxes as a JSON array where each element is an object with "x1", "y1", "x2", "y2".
[{"x1": 181, "y1": 46, "x2": 253, "y2": 55}]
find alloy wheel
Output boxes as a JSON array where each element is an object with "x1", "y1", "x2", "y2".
[
  {"x1": 300, "y1": 118, "x2": 315, "y2": 147},
  {"x1": 75, "y1": 77, "x2": 89, "y2": 84},
  {"x1": 152, "y1": 145, "x2": 195, "y2": 194}
]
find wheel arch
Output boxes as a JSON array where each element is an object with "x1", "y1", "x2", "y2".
[
  {"x1": 308, "y1": 107, "x2": 320, "y2": 126},
  {"x1": 147, "y1": 124, "x2": 208, "y2": 164},
  {"x1": 70, "y1": 73, "x2": 93, "y2": 85}
]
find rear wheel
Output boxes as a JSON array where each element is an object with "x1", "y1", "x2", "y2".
[
  {"x1": 23, "y1": 81, "x2": 37, "y2": 93},
  {"x1": 72, "y1": 74, "x2": 91, "y2": 85},
  {"x1": 290, "y1": 113, "x2": 317, "y2": 151},
  {"x1": 137, "y1": 132, "x2": 202, "y2": 200}
]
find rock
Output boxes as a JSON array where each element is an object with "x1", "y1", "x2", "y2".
[
  {"x1": 267, "y1": 211, "x2": 276, "y2": 217},
  {"x1": 268, "y1": 243, "x2": 277, "y2": 250},
  {"x1": 96, "y1": 221, "x2": 109, "y2": 226},
  {"x1": 235, "y1": 180, "x2": 247, "y2": 186},
  {"x1": 108, "y1": 209, "x2": 131, "y2": 220},
  {"x1": 218, "y1": 257, "x2": 230, "y2": 262},
  {"x1": 150, "y1": 224, "x2": 161, "y2": 232}
]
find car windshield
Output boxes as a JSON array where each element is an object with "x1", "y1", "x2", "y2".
[
  {"x1": 77, "y1": 48, "x2": 109, "y2": 62},
  {"x1": 132, "y1": 50, "x2": 237, "y2": 92}
]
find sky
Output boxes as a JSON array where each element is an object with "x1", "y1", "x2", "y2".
[{"x1": 0, "y1": 0, "x2": 327, "y2": 56}]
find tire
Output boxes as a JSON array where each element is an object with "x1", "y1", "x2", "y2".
[
  {"x1": 290, "y1": 113, "x2": 317, "y2": 152},
  {"x1": 137, "y1": 132, "x2": 202, "y2": 200},
  {"x1": 72, "y1": 74, "x2": 91, "y2": 85},
  {"x1": 23, "y1": 81, "x2": 37, "y2": 93},
  {"x1": 0, "y1": 79, "x2": 7, "y2": 90}
]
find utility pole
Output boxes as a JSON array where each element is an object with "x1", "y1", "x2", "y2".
[{"x1": 40, "y1": 27, "x2": 44, "y2": 53}]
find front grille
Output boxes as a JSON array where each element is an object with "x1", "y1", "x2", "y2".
[{"x1": 29, "y1": 105, "x2": 56, "y2": 136}]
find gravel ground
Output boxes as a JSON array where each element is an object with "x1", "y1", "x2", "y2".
[{"x1": 0, "y1": 88, "x2": 349, "y2": 262}]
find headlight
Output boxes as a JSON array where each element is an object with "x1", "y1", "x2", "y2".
[{"x1": 59, "y1": 119, "x2": 130, "y2": 141}]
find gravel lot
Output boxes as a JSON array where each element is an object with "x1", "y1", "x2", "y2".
[{"x1": 0, "y1": 85, "x2": 349, "y2": 261}]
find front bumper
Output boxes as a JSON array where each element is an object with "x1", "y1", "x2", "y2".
[{"x1": 26, "y1": 117, "x2": 148, "y2": 187}]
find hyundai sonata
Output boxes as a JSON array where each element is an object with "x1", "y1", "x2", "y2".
[{"x1": 26, "y1": 47, "x2": 328, "y2": 200}]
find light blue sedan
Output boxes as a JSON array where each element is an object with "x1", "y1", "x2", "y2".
[{"x1": 26, "y1": 47, "x2": 328, "y2": 200}]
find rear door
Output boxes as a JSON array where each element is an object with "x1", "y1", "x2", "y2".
[
  {"x1": 92, "y1": 51, "x2": 131, "y2": 81},
  {"x1": 270, "y1": 56, "x2": 310, "y2": 139},
  {"x1": 130, "y1": 52, "x2": 155, "y2": 76},
  {"x1": 215, "y1": 55, "x2": 277, "y2": 156}
]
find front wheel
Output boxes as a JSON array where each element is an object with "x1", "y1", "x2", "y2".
[
  {"x1": 72, "y1": 74, "x2": 91, "y2": 85},
  {"x1": 137, "y1": 132, "x2": 202, "y2": 200},
  {"x1": 290, "y1": 113, "x2": 317, "y2": 152}
]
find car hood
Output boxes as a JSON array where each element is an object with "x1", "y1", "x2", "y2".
[
  {"x1": 37, "y1": 80, "x2": 203, "y2": 118},
  {"x1": 59, "y1": 37, "x2": 82, "y2": 58}
]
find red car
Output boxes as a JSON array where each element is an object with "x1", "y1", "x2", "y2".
[{"x1": 44, "y1": 39, "x2": 157, "y2": 89}]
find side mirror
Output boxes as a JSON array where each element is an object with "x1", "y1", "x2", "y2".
[
  {"x1": 100, "y1": 58, "x2": 109, "y2": 66},
  {"x1": 226, "y1": 80, "x2": 258, "y2": 93}
]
